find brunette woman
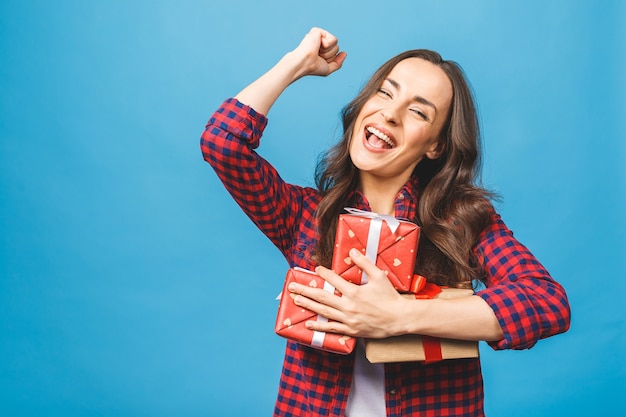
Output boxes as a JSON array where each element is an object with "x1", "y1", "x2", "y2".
[{"x1": 201, "y1": 27, "x2": 570, "y2": 417}]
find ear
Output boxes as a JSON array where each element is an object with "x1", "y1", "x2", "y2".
[{"x1": 425, "y1": 139, "x2": 445, "y2": 160}]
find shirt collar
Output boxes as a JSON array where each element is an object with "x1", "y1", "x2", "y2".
[{"x1": 346, "y1": 175, "x2": 420, "y2": 221}]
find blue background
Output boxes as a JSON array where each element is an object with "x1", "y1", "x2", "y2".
[{"x1": 1, "y1": 0, "x2": 624, "y2": 415}]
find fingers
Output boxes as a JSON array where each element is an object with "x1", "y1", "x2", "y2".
[
  {"x1": 315, "y1": 264, "x2": 352, "y2": 294},
  {"x1": 286, "y1": 248, "x2": 399, "y2": 337},
  {"x1": 288, "y1": 281, "x2": 346, "y2": 323},
  {"x1": 346, "y1": 248, "x2": 387, "y2": 281},
  {"x1": 288, "y1": 277, "x2": 343, "y2": 310},
  {"x1": 324, "y1": 51, "x2": 347, "y2": 75},
  {"x1": 319, "y1": 29, "x2": 346, "y2": 68},
  {"x1": 288, "y1": 247, "x2": 383, "y2": 304},
  {"x1": 287, "y1": 266, "x2": 356, "y2": 320},
  {"x1": 319, "y1": 30, "x2": 339, "y2": 60},
  {"x1": 319, "y1": 44, "x2": 339, "y2": 61},
  {"x1": 319, "y1": 29, "x2": 338, "y2": 50},
  {"x1": 306, "y1": 318, "x2": 353, "y2": 336},
  {"x1": 302, "y1": 27, "x2": 346, "y2": 74},
  {"x1": 288, "y1": 282, "x2": 354, "y2": 335}
]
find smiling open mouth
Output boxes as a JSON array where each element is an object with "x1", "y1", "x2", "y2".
[{"x1": 366, "y1": 126, "x2": 395, "y2": 149}]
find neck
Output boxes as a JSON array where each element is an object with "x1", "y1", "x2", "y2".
[{"x1": 359, "y1": 173, "x2": 409, "y2": 216}]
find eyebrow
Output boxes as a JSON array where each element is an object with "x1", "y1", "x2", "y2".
[{"x1": 385, "y1": 77, "x2": 438, "y2": 115}]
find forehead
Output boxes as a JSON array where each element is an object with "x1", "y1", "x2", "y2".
[{"x1": 386, "y1": 57, "x2": 453, "y2": 109}]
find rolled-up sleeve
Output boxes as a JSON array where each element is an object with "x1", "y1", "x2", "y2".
[
  {"x1": 475, "y1": 214, "x2": 571, "y2": 350},
  {"x1": 200, "y1": 98, "x2": 316, "y2": 257}
]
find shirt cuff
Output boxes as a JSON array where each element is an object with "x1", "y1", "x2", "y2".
[
  {"x1": 477, "y1": 286, "x2": 519, "y2": 350},
  {"x1": 212, "y1": 98, "x2": 268, "y2": 149}
]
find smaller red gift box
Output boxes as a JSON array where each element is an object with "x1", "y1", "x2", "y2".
[
  {"x1": 331, "y1": 208, "x2": 420, "y2": 291},
  {"x1": 275, "y1": 268, "x2": 356, "y2": 354}
]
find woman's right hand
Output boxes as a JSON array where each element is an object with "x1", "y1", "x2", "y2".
[
  {"x1": 288, "y1": 27, "x2": 347, "y2": 80},
  {"x1": 234, "y1": 27, "x2": 347, "y2": 115}
]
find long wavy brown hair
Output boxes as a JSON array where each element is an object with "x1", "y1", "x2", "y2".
[{"x1": 314, "y1": 50, "x2": 496, "y2": 288}]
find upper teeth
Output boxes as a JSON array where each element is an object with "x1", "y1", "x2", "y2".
[{"x1": 367, "y1": 127, "x2": 394, "y2": 147}]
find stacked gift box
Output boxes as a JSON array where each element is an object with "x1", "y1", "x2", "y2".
[{"x1": 275, "y1": 208, "x2": 478, "y2": 362}]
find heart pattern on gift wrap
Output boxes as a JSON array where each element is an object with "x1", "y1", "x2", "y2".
[
  {"x1": 331, "y1": 213, "x2": 420, "y2": 291},
  {"x1": 276, "y1": 268, "x2": 357, "y2": 355},
  {"x1": 338, "y1": 335, "x2": 351, "y2": 345}
]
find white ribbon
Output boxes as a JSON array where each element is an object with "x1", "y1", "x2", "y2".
[
  {"x1": 343, "y1": 207, "x2": 401, "y2": 284},
  {"x1": 343, "y1": 207, "x2": 401, "y2": 233},
  {"x1": 311, "y1": 280, "x2": 336, "y2": 348},
  {"x1": 280, "y1": 268, "x2": 335, "y2": 348}
]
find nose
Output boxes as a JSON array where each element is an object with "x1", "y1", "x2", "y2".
[{"x1": 381, "y1": 103, "x2": 400, "y2": 125}]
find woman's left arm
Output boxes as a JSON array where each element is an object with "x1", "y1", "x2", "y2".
[
  {"x1": 288, "y1": 214, "x2": 570, "y2": 346},
  {"x1": 471, "y1": 213, "x2": 571, "y2": 349},
  {"x1": 289, "y1": 249, "x2": 505, "y2": 341}
]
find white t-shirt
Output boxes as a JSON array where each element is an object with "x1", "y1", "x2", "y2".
[{"x1": 345, "y1": 339, "x2": 386, "y2": 417}]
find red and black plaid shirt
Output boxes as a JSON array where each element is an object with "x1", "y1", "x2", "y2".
[{"x1": 201, "y1": 98, "x2": 570, "y2": 416}]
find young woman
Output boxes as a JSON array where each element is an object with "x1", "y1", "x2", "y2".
[{"x1": 201, "y1": 27, "x2": 570, "y2": 417}]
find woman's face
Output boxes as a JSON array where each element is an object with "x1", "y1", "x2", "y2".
[{"x1": 349, "y1": 57, "x2": 453, "y2": 184}]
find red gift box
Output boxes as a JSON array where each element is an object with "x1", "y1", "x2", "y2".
[
  {"x1": 275, "y1": 268, "x2": 356, "y2": 354},
  {"x1": 331, "y1": 208, "x2": 420, "y2": 291}
]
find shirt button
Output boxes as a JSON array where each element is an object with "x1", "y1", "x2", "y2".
[
  {"x1": 388, "y1": 388, "x2": 398, "y2": 395},
  {"x1": 397, "y1": 193, "x2": 405, "y2": 200}
]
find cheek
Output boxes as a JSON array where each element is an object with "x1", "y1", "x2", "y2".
[
  {"x1": 411, "y1": 121, "x2": 440, "y2": 141},
  {"x1": 404, "y1": 125, "x2": 429, "y2": 145}
]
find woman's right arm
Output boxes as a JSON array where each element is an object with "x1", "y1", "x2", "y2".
[
  {"x1": 234, "y1": 27, "x2": 347, "y2": 115},
  {"x1": 200, "y1": 28, "x2": 346, "y2": 255}
]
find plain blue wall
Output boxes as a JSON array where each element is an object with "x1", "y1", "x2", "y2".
[{"x1": 1, "y1": 0, "x2": 624, "y2": 415}]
